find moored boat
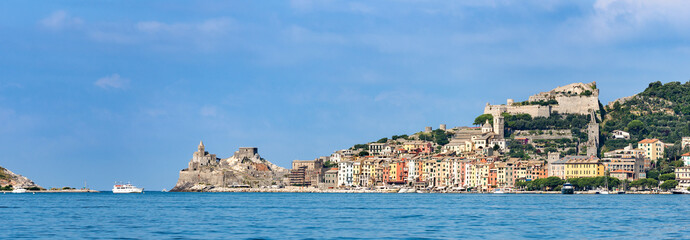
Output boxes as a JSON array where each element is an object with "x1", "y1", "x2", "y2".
[
  {"x1": 561, "y1": 182, "x2": 574, "y2": 194},
  {"x1": 112, "y1": 183, "x2": 143, "y2": 193},
  {"x1": 671, "y1": 189, "x2": 690, "y2": 194},
  {"x1": 12, "y1": 187, "x2": 27, "y2": 193}
]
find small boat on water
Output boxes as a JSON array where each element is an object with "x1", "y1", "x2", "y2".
[
  {"x1": 112, "y1": 183, "x2": 143, "y2": 193},
  {"x1": 493, "y1": 188, "x2": 506, "y2": 194},
  {"x1": 12, "y1": 187, "x2": 27, "y2": 193},
  {"x1": 561, "y1": 182, "x2": 574, "y2": 194},
  {"x1": 671, "y1": 189, "x2": 690, "y2": 194}
]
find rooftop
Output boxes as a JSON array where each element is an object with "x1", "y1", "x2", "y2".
[{"x1": 638, "y1": 139, "x2": 660, "y2": 144}]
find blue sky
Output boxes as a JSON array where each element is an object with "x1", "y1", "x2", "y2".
[{"x1": 1, "y1": 0, "x2": 689, "y2": 190}]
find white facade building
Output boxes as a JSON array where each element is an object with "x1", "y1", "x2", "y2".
[
  {"x1": 612, "y1": 130, "x2": 631, "y2": 140},
  {"x1": 675, "y1": 166, "x2": 690, "y2": 190},
  {"x1": 337, "y1": 161, "x2": 354, "y2": 187}
]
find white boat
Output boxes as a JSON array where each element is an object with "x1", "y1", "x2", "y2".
[
  {"x1": 112, "y1": 183, "x2": 143, "y2": 193},
  {"x1": 12, "y1": 188, "x2": 27, "y2": 193},
  {"x1": 493, "y1": 188, "x2": 506, "y2": 194}
]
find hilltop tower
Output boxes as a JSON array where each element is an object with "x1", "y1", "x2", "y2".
[
  {"x1": 493, "y1": 115, "x2": 504, "y2": 139},
  {"x1": 190, "y1": 140, "x2": 217, "y2": 169},
  {"x1": 198, "y1": 141, "x2": 205, "y2": 153}
]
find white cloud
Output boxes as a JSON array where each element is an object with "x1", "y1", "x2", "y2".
[
  {"x1": 88, "y1": 31, "x2": 138, "y2": 44},
  {"x1": 290, "y1": 0, "x2": 333, "y2": 11},
  {"x1": 200, "y1": 106, "x2": 218, "y2": 117},
  {"x1": 575, "y1": 0, "x2": 690, "y2": 41},
  {"x1": 290, "y1": 0, "x2": 374, "y2": 14},
  {"x1": 94, "y1": 74, "x2": 129, "y2": 89},
  {"x1": 40, "y1": 10, "x2": 83, "y2": 30},
  {"x1": 285, "y1": 25, "x2": 347, "y2": 44},
  {"x1": 136, "y1": 18, "x2": 234, "y2": 36}
]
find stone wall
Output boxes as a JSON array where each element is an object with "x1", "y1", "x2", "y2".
[
  {"x1": 484, "y1": 104, "x2": 551, "y2": 118},
  {"x1": 552, "y1": 95, "x2": 600, "y2": 115},
  {"x1": 484, "y1": 82, "x2": 600, "y2": 118}
]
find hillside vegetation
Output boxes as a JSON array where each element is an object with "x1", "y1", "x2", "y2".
[
  {"x1": 602, "y1": 81, "x2": 690, "y2": 175},
  {"x1": 602, "y1": 81, "x2": 690, "y2": 148}
]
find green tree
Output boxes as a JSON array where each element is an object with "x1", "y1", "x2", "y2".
[
  {"x1": 358, "y1": 151, "x2": 369, "y2": 157},
  {"x1": 392, "y1": 135, "x2": 409, "y2": 140},
  {"x1": 660, "y1": 180, "x2": 678, "y2": 190},
  {"x1": 671, "y1": 160, "x2": 685, "y2": 167},
  {"x1": 659, "y1": 173, "x2": 675, "y2": 181},
  {"x1": 323, "y1": 161, "x2": 337, "y2": 168},
  {"x1": 376, "y1": 138, "x2": 388, "y2": 143},
  {"x1": 353, "y1": 144, "x2": 368, "y2": 150},
  {"x1": 474, "y1": 114, "x2": 494, "y2": 125},
  {"x1": 647, "y1": 169, "x2": 660, "y2": 180},
  {"x1": 646, "y1": 178, "x2": 659, "y2": 189},
  {"x1": 543, "y1": 177, "x2": 565, "y2": 190}
]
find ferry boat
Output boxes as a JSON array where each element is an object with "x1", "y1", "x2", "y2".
[
  {"x1": 112, "y1": 183, "x2": 143, "y2": 193},
  {"x1": 561, "y1": 182, "x2": 574, "y2": 194},
  {"x1": 12, "y1": 187, "x2": 27, "y2": 193}
]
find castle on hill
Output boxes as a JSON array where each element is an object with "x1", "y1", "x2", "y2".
[
  {"x1": 171, "y1": 141, "x2": 287, "y2": 192},
  {"x1": 484, "y1": 82, "x2": 600, "y2": 118}
]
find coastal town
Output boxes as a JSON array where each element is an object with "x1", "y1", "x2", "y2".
[
  {"x1": 4, "y1": 82, "x2": 690, "y2": 194},
  {"x1": 167, "y1": 82, "x2": 690, "y2": 194}
]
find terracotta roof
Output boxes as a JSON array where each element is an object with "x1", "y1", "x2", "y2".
[
  {"x1": 638, "y1": 139, "x2": 659, "y2": 144},
  {"x1": 682, "y1": 152, "x2": 690, "y2": 156}
]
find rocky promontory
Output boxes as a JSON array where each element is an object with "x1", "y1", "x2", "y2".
[
  {"x1": 170, "y1": 142, "x2": 288, "y2": 192},
  {"x1": 0, "y1": 166, "x2": 42, "y2": 189}
]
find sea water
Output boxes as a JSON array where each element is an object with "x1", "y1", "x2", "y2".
[{"x1": 2, "y1": 192, "x2": 690, "y2": 239}]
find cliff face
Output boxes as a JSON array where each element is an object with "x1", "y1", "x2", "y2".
[
  {"x1": 0, "y1": 166, "x2": 41, "y2": 189},
  {"x1": 170, "y1": 142, "x2": 287, "y2": 192}
]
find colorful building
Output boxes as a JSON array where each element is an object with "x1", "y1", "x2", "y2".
[
  {"x1": 638, "y1": 139, "x2": 665, "y2": 161},
  {"x1": 564, "y1": 156, "x2": 605, "y2": 179}
]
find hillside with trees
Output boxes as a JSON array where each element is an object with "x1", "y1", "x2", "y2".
[{"x1": 601, "y1": 81, "x2": 690, "y2": 177}]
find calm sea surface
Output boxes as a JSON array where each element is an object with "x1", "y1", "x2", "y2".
[{"x1": 2, "y1": 192, "x2": 690, "y2": 239}]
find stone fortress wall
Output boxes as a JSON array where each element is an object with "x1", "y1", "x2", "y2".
[
  {"x1": 484, "y1": 82, "x2": 600, "y2": 117},
  {"x1": 484, "y1": 101, "x2": 552, "y2": 118}
]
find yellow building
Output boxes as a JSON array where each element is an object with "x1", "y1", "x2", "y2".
[
  {"x1": 360, "y1": 160, "x2": 373, "y2": 187},
  {"x1": 495, "y1": 162, "x2": 514, "y2": 188},
  {"x1": 564, "y1": 156, "x2": 604, "y2": 179},
  {"x1": 353, "y1": 162, "x2": 361, "y2": 186},
  {"x1": 638, "y1": 139, "x2": 665, "y2": 161},
  {"x1": 388, "y1": 163, "x2": 397, "y2": 182}
]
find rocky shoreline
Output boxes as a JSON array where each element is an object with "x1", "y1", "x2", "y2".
[{"x1": 1, "y1": 189, "x2": 100, "y2": 193}]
